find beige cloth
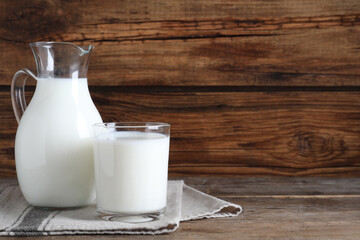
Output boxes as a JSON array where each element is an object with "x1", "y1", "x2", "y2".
[{"x1": 0, "y1": 179, "x2": 242, "y2": 236}]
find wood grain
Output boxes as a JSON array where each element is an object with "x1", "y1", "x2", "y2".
[
  {"x1": 1, "y1": 0, "x2": 360, "y2": 177},
  {"x1": 91, "y1": 89, "x2": 360, "y2": 177},
  {"x1": 1, "y1": 89, "x2": 360, "y2": 177},
  {"x1": 0, "y1": 0, "x2": 359, "y2": 86},
  {"x1": 2, "y1": 177, "x2": 360, "y2": 239}
]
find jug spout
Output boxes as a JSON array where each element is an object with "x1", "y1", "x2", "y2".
[{"x1": 30, "y1": 42, "x2": 94, "y2": 79}]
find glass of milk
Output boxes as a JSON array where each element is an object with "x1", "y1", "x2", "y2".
[{"x1": 93, "y1": 122, "x2": 170, "y2": 222}]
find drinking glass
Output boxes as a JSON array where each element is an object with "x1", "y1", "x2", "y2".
[{"x1": 93, "y1": 122, "x2": 170, "y2": 222}]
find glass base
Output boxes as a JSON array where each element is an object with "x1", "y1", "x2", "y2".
[{"x1": 97, "y1": 207, "x2": 166, "y2": 223}]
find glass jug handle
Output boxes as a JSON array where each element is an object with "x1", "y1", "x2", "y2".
[{"x1": 11, "y1": 68, "x2": 37, "y2": 124}]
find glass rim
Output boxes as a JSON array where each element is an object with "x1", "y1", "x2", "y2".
[{"x1": 94, "y1": 122, "x2": 170, "y2": 129}]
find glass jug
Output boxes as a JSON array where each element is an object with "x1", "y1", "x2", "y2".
[{"x1": 11, "y1": 42, "x2": 103, "y2": 208}]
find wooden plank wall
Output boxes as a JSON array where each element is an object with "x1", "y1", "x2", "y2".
[{"x1": 1, "y1": 0, "x2": 360, "y2": 177}]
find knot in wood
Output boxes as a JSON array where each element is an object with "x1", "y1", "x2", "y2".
[{"x1": 296, "y1": 132, "x2": 333, "y2": 157}]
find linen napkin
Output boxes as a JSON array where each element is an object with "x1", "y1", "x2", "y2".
[{"x1": 0, "y1": 178, "x2": 241, "y2": 236}]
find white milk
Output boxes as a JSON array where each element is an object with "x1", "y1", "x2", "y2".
[
  {"x1": 15, "y1": 78, "x2": 102, "y2": 208},
  {"x1": 94, "y1": 131, "x2": 170, "y2": 213}
]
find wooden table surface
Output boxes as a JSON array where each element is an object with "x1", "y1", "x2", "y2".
[{"x1": 4, "y1": 177, "x2": 360, "y2": 240}]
